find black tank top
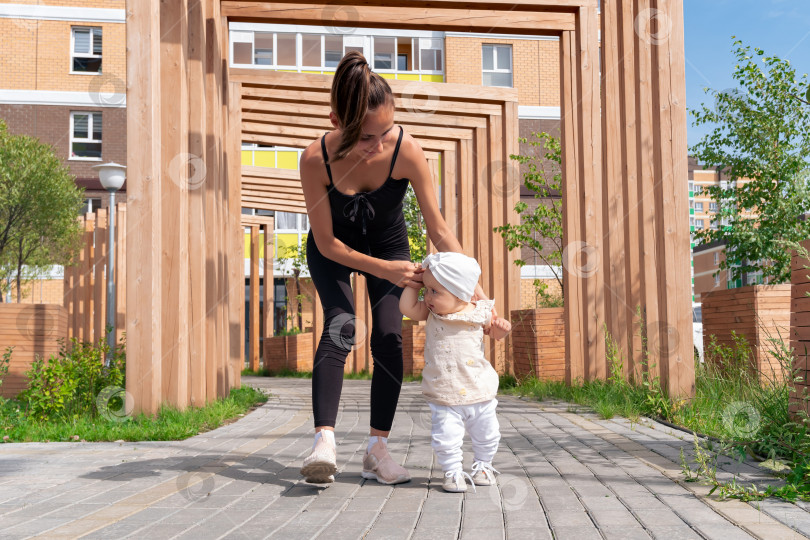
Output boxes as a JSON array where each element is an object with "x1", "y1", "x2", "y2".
[{"x1": 321, "y1": 126, "x2": 409, "y2": 239}]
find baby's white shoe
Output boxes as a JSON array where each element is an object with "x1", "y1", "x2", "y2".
[
  {"x1": 470, "y1": 461, "x2": 499, "y2": 486},
  {"x1": 442, "y1": 469, "x2": 476, "y2": 493}
]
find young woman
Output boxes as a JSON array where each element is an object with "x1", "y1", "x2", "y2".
[{"x1": 298, "y1": 51, "x2": 485, "y2": 485}]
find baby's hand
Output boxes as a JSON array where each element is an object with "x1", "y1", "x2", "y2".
[{"x1": 489, "y1": 316, "x2": 512, "y2": 341}]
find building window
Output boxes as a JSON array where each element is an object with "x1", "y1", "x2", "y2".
[
  {"x1": 254, "y1": 32, "x2": 273, "y2": 65},
  {"x1": 419, "y1": 38, "x2": 443, "y2": 72},
  {"x1": 230, "y1": 29, "x2": 438, "y2": 77},
  {"x1": 482, "y1": 44, "x2": 512, "y2": 87},
  {"x1": 275, "y1": 212, "x2": 308, "y2": 232},
  {"x1": 709, "y1": 202, "x2": 718, "y2": 212},
  {"x1": 688, "y1": 181, "x2": 694, "y2": 193},
  {"x1": 693, "y1": 185, "x2": 702, "y2": 195},
  {"x1": 714, "y1": 252, "x2": 719, "y2": 265},
  {"x1": 71, "y1": 27, "x2": 102, "y2": 73},
  {"x1": 80, "y1": 198, "x2": 101, "y2": 215},
  {"x1": 373, "y1": 37, "x2": 395, "y2": 70},
  {"x1": 694, "y1": 202, "x2": 704, "y2": 212},
  {"x1": 70, "y1": 112, "x2": 102, "y2": 160},
  {"x1": 301, "y1": 34, "x2": 321, "y2": 67},
  {"x1": 324, "y1": 35, "x2": 343, "y2": 67},
  {"x1": 714, "y1": 273, "x2": 720, "y2": 287},
  {"x1": 696, "y1": 219, "x2": 704, "y2": 229}
]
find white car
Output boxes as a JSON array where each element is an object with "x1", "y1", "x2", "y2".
[{"x1": 693, "y1": 303, "x2": 703, "y2": 362}]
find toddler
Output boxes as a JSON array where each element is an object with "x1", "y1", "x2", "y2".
[{"x1": 399, "y1": 252, "x2": 511, "y2": 492}]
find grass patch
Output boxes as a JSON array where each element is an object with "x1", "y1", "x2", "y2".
[
  {"x1": 242, "y1": 367, "x2": 422, "y2": 383},
  {"x1": 502, "y1": 330, "x2": 810, "y2": 502},
  {"x1": 0, "y1": 385, "x2": 268, "y2": 443}
]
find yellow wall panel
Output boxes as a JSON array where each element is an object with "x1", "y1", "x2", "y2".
[
  {"x1": 396, "y1": 73, "x2": 420, "y2": 81},
  {"x1": 241, "y1": 150, "x2": 253, "y2": 166},
  {"x1": 379, "y1": 73, "x2": 396, "y2": 80},
  {"x1": 254, "y1": 151, "x2": 276, "y2": 168},
  {"x1": 243, "y1": 232, "x2": 266, "y2": 259},
  {"x1": 275, "y1": 233, "x2": 299, "y2": 258},
  {"x1": 277, "y1": 151, "x2": 299, "y2": 170},
  {"x1": 421, "y1": 74, "x2": 444, "y2": 83}
]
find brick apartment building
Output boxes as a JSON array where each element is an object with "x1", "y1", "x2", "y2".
[
  {"x1": 0, "y1": 0, "x2": 127, "y2": 303},
  {"x1": 688, "y1": 157, "x2": 759, "y2": 302}
]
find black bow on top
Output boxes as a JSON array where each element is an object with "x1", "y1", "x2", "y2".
[{"x1": 343, "y1": 194, "x2": 376, "y2": 236}]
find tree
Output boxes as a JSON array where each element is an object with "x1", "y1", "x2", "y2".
[
  {"x1": 690, "y1": 39, "x2": 810, "y2": 285},
  {"x1": 494, "y1": 131, "x2": 563, "y2": 307},
  {"x1": 277, "y1": 241, "x2": 309, "y2": 333},
  {"x1": 403, "y1": 185, "x2": 427, "y2": 263},
  {"x1": 0, "y1": 121, "x2": 84, "y2": 301}
]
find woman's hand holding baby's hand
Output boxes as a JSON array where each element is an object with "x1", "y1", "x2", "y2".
[
  {"x1": 489, "y1": 315, "x2": 512, "y2": 341},
  {"x1": 386, "y1": 261, "x2": 424, "y2": 289}
]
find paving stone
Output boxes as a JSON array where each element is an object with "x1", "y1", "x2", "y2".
[{"x1": 2, "y1": 379, "x2": 807, "y2": 540}]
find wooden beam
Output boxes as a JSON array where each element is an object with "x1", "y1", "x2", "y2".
[
  {"x1": 227, "y1": 79, "x2": 244, "y2": 389},
  {"x1": 159, "y1": 0, "x2": 190, "y2": 409},
  {"x1": 188, "y1": 0, "x2": 207, "y2": 407},
  {"x1": 652, "y1": 0, "x2": 693, "y2": 396},
  {"x1": 601, "y1": 0, "x2": 630, "y2": 373},
  {"x1": 222, "y1": 2, "x2": 575, "y2": 33},
  {"x1": 249, "y1": 225, "x2": 260, "y2": 371},
  {"x1": 560, "y1": 29, "x2": 585, "y2": 384},
  {"x1": 223, "y1": 0, "x2": 594, "y2": 10},
  {"x1": 126, "y1": 0, "x2": 163, "y2": 415},
  {"x1": 263, "y1": 221, "x2": 274, "y2": 365}
]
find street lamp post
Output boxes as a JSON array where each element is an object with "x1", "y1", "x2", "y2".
[{"x1": 92, "y1": 163, "x2": 126, "y2": 367}]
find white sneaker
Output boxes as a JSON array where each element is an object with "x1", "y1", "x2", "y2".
[
  {"x1": 470, "y1": 461, "x2": 499, "y2": 486},
  {"x1": 442, "y1": 469, "x2": 476, "y2": 493},
  {"x1": 300, "y1": 431, "x2": 336, "y2": 483}
]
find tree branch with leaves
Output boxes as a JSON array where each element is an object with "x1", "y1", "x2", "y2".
[
  {"x1": 690, "y1": 39, "x2": 810, "y2": 285},
  {"x1": 495, "y1": 131, "x2": 563, "y2": 307}
]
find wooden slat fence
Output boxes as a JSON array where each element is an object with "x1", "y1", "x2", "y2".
[
  {"x1": 62, "y1": 205, "x2": 127, "y2": 347},
  {"x1": 0, "y1": 304, "x2": 68, "y2": 398}
]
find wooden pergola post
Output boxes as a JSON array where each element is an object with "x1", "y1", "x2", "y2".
[{"x1": 127, "y1": 0, "x2": 238, "y2": 414}]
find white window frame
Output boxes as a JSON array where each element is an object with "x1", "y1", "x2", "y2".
[
  {"x1": 714, "y1": 252, "x2": 719, "y2": 265},
  {"x1": 709, "y1": 202, "x2": 718, "y2": 212},
  {"x1": 70, "y1": 26, "x2": 102, "y2": 75},
  {"x1": 482, "y1": 44, "x2": 513, "y2": 88},
  {"x1": 714, "y1": 273, "x2": 720, "y2": 287},
  {"x1": 69, "y1": 111, "x2": 102, "y2": 161},
  {"x1": 695, "y1": 219, "x2": 704, "y2": 229},
  {"x1": 228, "y1": 25, "x2": 443, "y2": 77},
  {"x1": 694, "y1": 202, "x2": 704, "y2": 213}
]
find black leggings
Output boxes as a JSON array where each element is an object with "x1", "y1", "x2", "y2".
[{"x1": 306, "y1": 233, "x2": 407, "y2": 431}]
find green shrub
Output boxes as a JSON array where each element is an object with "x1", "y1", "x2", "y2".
[
  {"x1": 0, "y1": 346, "x2": 11, "y2": 390},
  {"x1": 18, "y1": 336, "x2": 125, "y2": 422}
]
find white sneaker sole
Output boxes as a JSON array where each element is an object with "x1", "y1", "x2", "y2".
[
  {"x1": 361, "y1": 470, "x2": 410, "y2": 485},
  {"x1": 300, "y1": 461, "x2": 336, "y2": 483}
]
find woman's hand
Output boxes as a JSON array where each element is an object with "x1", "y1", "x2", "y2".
[
  {"x1": 471, "y1": 283, "x2": 488, "y2": 302},
  {"x1": 384, "y1": 260, "x2": 424, "y2": 289}
]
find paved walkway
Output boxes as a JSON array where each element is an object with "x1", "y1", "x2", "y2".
[{"x1": 1, "y1": 377, "x2": 809, "y2": 539}]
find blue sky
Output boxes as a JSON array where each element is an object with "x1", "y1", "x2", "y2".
[{"x1": 684, "y1": 0, "x2": 810, "y2": 148}]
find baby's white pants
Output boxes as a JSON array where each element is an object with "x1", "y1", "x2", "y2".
[{"x1": 429, "y1": 398, "x2": 500, "y2": 472}]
